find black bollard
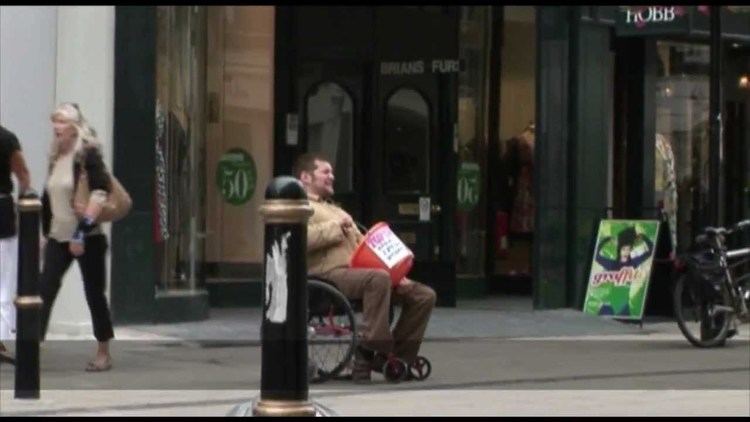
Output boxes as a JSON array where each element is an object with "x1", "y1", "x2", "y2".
[
  {"x1": 14, "y1": 196, "x2": 42, "y2": 399},
  {"x1": 255, "y1": 176, "x2": 315, "y2": 416},
  {"x1": 228, "y1": 176, "x2": 334, "y2": 417}
]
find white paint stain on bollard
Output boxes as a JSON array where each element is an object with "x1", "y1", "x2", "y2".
[{"x1": 264, "y1": 232, "x2": 290, "y2": 323}]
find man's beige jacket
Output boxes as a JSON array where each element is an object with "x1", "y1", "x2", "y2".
[{"x1": 306, "y1": 196, "x2": 364, "y2": 276}]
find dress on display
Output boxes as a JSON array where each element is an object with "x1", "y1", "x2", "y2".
[
  {"x1": 655, "y1": 133, "x2": 677, "y2": 251},
  {"x1": 509, "y1": 128, "x2": 535, "y2": 234}
]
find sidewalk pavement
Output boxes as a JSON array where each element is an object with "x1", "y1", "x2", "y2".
[
  {"x1": 4, "y1": 389, "x2": 749, "y2": 416},
  {"x1": 40, "y1": 296, "x2": 705, "y2": 342},
  {"x1": 1, "y1": 296, "x2": 748, "y2": 416}
]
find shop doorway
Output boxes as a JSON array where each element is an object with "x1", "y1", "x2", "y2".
[
  {"x1": 291, "y1": 8, "x2": 459, "y2": 305},
  {"x1": 296, "y1": 65, "x2": 458, "y2": 305}
]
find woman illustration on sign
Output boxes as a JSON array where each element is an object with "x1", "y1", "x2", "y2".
[
  {"x1": 595, "y1": 226, "x2": 654, "y2": 272},
  {"x1": 594, "y1": 225, "x2": 655, "y2": 317}
]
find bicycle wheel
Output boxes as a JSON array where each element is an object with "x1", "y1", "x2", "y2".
[
  {"x1": 673, "y1": 272, "x2": 733, "y2": 347},
  {"x1": 307, "y1": 279, "x2": 357, "y2": 382}
]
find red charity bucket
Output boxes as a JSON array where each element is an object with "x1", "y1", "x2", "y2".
[{"x1": 350, "y1": 222, "x2": 414, "y2": 287}]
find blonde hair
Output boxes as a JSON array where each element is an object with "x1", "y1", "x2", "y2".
[{"x1": 48, "y1": 102, "x2": 100, "y2": 170}]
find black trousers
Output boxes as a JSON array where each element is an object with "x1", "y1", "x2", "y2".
[{"x1": 40, "y1": 234, "x2": 114, "y2": 342}]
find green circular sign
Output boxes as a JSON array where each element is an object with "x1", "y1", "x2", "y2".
[
  {"x1": 457, "y1": 162, "x2": 481, "y2": 211},
  {"x1": 217, "y1": 148, "x2": 257, "y2": 206}
]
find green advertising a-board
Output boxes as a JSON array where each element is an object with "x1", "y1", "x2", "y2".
[
  {"x1": 457, "y1": 162, "x2": 481, "y2": 211},
  {"x1": 217, "y1": 148, "x2": 257, "y2": 206},
  {"x1": 583, "y1": 219, "x2": 660, "y2": 320}
]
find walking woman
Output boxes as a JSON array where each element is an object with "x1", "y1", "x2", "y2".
[
  {"x1": 40, "y1": 103, "x2": 114, "y2": 372},
  {"x1": 0, "y1": 124, "x2": 32, "y2": 364}
]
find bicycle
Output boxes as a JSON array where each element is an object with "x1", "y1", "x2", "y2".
[{"x1": 672, "y1": 219, "x2": 750, "y2": 347}]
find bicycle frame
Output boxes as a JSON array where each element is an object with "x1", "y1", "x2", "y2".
[{"x1": 716, "y1": 228, "x2": 750, "y2": 319}]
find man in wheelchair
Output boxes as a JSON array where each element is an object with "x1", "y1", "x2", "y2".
[{"x1": 294, "y1": 153, "x2": 437, "y2": 383}]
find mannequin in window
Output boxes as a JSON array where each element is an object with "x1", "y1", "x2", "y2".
[
  {"x1": 506, "y1": 122, "x2": 535, "y2": 234},
  {"x1": 655, "y1": 133, "x2": 677, "y2": 252}
]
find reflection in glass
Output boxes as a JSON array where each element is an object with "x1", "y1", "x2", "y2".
[
  {"x1": 655, "y1": 42, "x2": 710, "y2": 252},
  {"x1": 384, "y1": 88, "x2": 430, "y2": 193},
  {"x1": 306, "y1": 82, "x2": 354, "y2": 192},
  {"x1": 155, "y1": 6, "x2": 207, "y2": 291}
]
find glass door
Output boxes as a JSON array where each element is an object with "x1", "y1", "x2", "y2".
[{"x1": 654, "y1": 41, "x2": 710, "y2": 253}]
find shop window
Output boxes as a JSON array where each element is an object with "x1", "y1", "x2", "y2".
[
  {"x1": 305, "y1": 82, "x2": 354, "y2": 193},
  {"x1": 494, "y1": 6, "x2": 537, "y2": 281},
  {"x1": 155, "y1": 6, "x2": 208, "y2": 291},
  {"x1": 204, "y1": 6, "x2": 276, "y2": 270},
  {"x1": 655, "y1": 42, "x2": 710, "y2": 253},
  {"x1": 384, "y1": 88, "x2": 430, "y2": 194},
  {"x1": 457, "y1": 6, "x2": 491, "y2": 276}
]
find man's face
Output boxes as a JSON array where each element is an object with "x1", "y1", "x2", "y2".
[{"x1": 301, "y1": 159, "x2": 335, "y2": 198}]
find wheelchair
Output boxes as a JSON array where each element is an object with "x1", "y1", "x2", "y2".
[{"x1": 306, "y1": 277, "x2": 432, "y2": 383}]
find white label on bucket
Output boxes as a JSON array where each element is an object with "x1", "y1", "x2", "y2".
[
  {"x1": 365, "y1": 225, "x2": 413, "y2": 269},
  {"x1": 264, "y1": 232, "x2": 290, "y2": 324}
]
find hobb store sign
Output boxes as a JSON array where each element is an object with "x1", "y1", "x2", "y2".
[
  {"x1": 615, "y1": 6, "x2": 750, "y2": 38},
  {"x1": 624, "y1": 6, "x2": 684, "y2": 27},
  {"x1": 616, "y1": 6, "x2": 691, "y2": 36}
]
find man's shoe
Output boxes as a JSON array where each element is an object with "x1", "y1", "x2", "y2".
[
  {"x1": 352, "y1": 347, "x2": 372, "y2": 383},
  {"x1": 370, "y1": 352, "x2": 388, "y2": 374},
  {"x1": 726, "y1": 328, "x2": 738, "y2": 339},
  {"x1": 352, "y1": 357, "x2": 371, "y2": 383}
]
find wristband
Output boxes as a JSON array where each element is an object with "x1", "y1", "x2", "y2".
[
  {"x1": 71, "y1": 229, "x2": 85, "y2": 244},
  {"x1": 76, "y1": 216, "x2": 97, "y2": 234}
]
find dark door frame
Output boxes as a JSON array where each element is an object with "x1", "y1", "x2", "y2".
[{"x1": 274, "y1": 6, "x2": 459, "y2": 306}]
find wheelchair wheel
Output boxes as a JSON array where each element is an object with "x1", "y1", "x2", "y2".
[
  {"x1": 408, "y1": 356, "x2": 431, "y2": 381},
  {"x1": 673, "y1": 273, "x2": 732, "y2": 348},
  {"x1": 382, "y1": 356, "x2": 408, "y2": 383},
  {"x1": 307, "y1": 279, "x2": 357, "y2": 383}
]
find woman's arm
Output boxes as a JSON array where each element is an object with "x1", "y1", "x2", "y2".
[
  {"x1": 71, "y1": 146, "x2": 110, "y2": 244},
  {"x1": 594, "y1": 236, "x2": 617, "y2": 270},
  {"x1": 10, "y1": 150, "x2": 31, "y2": 193},
  {"x1": 82, "y1": 146, "x2": 110, "y2": 219},
  {"x1": 630, "y1": 235, "x2": 655, "y2": 268}
]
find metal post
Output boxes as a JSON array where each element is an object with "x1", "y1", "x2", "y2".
[
  {"x1": 709, "y1": 5, "x2": 723, "y2": 226},
  {"x1": 14, "y1": 196, "x2": 42, "y2": 399},
  {"x1": 228, "y1": 176, "x2": 334, "y2": 417}
]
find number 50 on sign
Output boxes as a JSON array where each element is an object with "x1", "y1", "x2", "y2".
[{"x1": 216, "y1": 148, "x2": 257, "y2": 206}]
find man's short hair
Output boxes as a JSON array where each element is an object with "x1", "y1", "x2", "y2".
[{"x1": 292, "y1": 152, "x2": 329, "y2": 179}]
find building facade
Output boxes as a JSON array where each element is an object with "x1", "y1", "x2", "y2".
[{"x1": 3, "y1": 6, "x2": 747, "y2": 327}]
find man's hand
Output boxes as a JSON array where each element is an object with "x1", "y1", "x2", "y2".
[{"x1": 339, "y1": 215, "x2": 354, "y2": 231}]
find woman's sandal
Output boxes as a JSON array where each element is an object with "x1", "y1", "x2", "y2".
[{"x1": 85, "y1": 358, "x2": 112, "y2": 372}]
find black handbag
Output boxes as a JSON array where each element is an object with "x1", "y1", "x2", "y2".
[{"x1": 0, "y1": 195, "x2": 16, "y2": 238}]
